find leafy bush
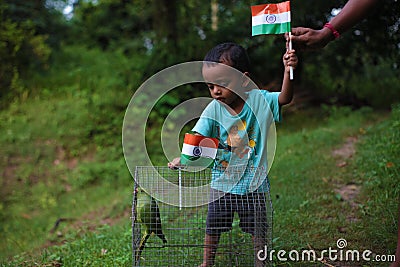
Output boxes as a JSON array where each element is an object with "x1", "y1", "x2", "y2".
[{"x1": 0, "y1": 17, "x2": 51, "y2": 102}]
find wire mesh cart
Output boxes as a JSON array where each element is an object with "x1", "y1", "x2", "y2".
[{"x1": 132, "y1": 166, "x2": 273, "y2": 267}]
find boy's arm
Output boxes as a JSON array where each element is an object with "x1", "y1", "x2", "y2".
[
  {"x1": 278, "y1": 50, "x2": 297, "y2": 106},
  {"x1": 168, "y1": 157, "x2": 181, "y2": 169}
]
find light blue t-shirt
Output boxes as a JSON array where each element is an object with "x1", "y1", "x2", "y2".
[{"x1": 192, "y1": 89, "x2": 281, "y2": 195}]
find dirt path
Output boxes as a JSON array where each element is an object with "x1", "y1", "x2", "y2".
[{"x1": 332, "y1": 136, "x2": 361, "y2": 223}]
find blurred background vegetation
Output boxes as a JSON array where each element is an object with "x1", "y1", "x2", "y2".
[
  {"x1": 0, "y1": 0, "x2": 399, "y2": 265},
  {"x1": 1, "y1": 0, "x2": 399, "y2": 107}
]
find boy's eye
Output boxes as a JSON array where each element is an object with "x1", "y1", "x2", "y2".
[{"x1": 206, "y1": 81, "x2": 229, "y2": 90}]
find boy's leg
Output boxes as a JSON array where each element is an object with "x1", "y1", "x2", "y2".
[
  {"x1": 202, "y1": 189, "x2": 233, "y2": 266},
  {"x1": 238, "y1": 192, "x2": 270, "y2": 267},
  {"x1": 253, "y1": 211, "x2": 268, "y2": 267},
  {"x1": 199, "y1": 233, "x2": 220, "y2": 267},
  {"x1": 253, "y1": 235, "x2": 266, "y2": 267}
]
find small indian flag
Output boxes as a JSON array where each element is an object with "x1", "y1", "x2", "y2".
[
  {"x1": 181, "y1": 133, "x2": 219, "y2": 167},
  {"x1": 251, "y1": 1, "x2": 291, "y2": 36}
]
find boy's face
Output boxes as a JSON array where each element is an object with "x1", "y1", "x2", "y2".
[{"x1": 202, "y1": 63, "x2": 248, "y2": 108}]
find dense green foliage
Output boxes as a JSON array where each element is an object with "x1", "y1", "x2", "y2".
[
  {"x1": 1, "y1": 0, "x2": 400, "y2": 108},
  {"x1": 0, "y1": 0, "x2": 68, "y2": 103}
]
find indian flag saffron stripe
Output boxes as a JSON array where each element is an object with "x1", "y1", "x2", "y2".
[
  {"x1": 251, "y1": 1, "x2": 290, "y2": 16},
  {"x1": 183, "y1": 133, "x2": 218, "y2": 147},
  {"x1": 251, "y1": 1, "x2": 291, "y2": 36}
]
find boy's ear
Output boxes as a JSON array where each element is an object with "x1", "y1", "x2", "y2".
[{"x1": 241, "y1": 72, "x2": 251, "y2": 87}]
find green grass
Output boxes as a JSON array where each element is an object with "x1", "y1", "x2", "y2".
[
  {"x1": 0, "y1": 93, "x2": 133, "y2": 258},
  {"x1": 272, "y1": 106, "x2": 372, "y2": 248},
  {"x1": 6, "y1": 223, "x2": 133, "y2": 267},
  {"x1": 269, "y1": 105, "x2": 399, "y2": 266},
  {"x1": 351, "y1": 105, "x2": 400, "y2": 253}
]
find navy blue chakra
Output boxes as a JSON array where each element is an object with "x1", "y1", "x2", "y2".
[
  {"x1": 192, "y1": 146, "x2": 202, "y2": 157},
  {"x1": 266, "y1": 14, "x2": 277, "y2": 23}
]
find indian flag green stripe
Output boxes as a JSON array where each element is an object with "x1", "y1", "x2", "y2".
[
  {"x1": 180, "y1": 154, "x2": 215, "y2": 167},
  {"x1": 252, "y1": 22, "x2": 291, "y2": 36}
]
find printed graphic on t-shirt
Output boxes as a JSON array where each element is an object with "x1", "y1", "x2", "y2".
[{"x1": 215, "y1": 119, "x2": 258, "y2": 169}]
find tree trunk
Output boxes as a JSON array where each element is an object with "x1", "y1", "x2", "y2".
[{"x1": 211, "y1": 0, "x2": 218, "y2": 31}]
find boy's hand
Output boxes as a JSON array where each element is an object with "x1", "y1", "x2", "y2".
[
  {"x1": 283, "y1": 50, "x2": 298, "y2": 74},
  {"x1": 168, "y1": 157, "x2": 181, "y2": 169}
]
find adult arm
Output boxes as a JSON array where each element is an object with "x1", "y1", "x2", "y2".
[
  {"x1": 291, "y1": 0, "x2": 379, "y2": 50},
  {"x1": 329, "y1": 0, "x2": 379, "y2": 34}
]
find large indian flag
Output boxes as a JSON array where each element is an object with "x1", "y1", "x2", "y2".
[
  {"x1": 251, "y1": 1, "x2": 291, "y2": 36},
  {"x1": 181, "y1": 133, "x2": 219, "y2": 167}
]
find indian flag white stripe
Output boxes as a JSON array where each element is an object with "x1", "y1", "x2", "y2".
[
  {"x1": 181, "y1": 143, "x2": 217, "y2": 159},
  {"x1": 252, "y1": 11, "x2": 291, "y2": 27}
]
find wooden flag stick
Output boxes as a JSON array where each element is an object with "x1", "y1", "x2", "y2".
[{"x1": 288, "y1": 32, "x2": 294, "y2": 80}]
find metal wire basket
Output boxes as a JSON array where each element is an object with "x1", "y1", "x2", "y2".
[{"x1": 132, "y1": 166, "x2": 273, "y2": 267}]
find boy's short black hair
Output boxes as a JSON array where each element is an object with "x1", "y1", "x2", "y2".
[{"x1": 203, "y1": 42, "x2": 251, "y2": 73}]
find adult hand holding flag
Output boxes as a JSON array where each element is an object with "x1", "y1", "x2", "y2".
[{"x1": 251, "y1": 1, "x2": 294, "y2": 79}]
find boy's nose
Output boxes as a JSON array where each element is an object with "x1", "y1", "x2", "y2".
[{"x1": 212, "y1": 85, "x2": 222, "y2": 95}]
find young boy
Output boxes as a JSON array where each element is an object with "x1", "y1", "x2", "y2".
[{"x1": 169, "y1": 42, "x2": 297, "y2": 266}]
